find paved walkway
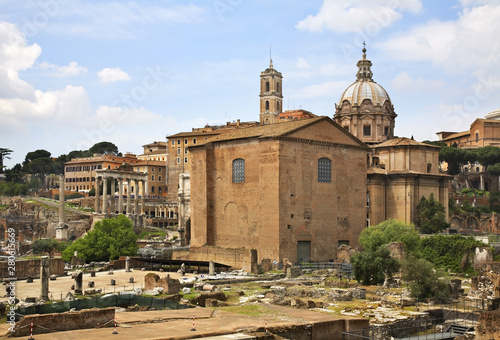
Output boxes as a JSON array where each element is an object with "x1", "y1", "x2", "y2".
[{"x1": 1, "y1": 304, "x2": 353, "y2": 339}]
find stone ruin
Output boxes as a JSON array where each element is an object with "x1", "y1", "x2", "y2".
[{"x1": 144, "y1": 273, "x2": 180, "y2": 294}]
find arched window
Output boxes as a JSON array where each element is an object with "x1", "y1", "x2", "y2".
[
  {"x1": 318, "y1": 158, "x2": 331, "y2": 183},
  {"x1": 232, "y1": 158, "x2": 245, "y2": 183},
  {"x1": 277, "y1": 82, "x2": 280, "y2": 92},
  {"x1": 265, "y1": 100, "x2": 270, "y2": 111},
  {"x1": 277, "y1": 101, "x2": 280, "y2": 112},
  {"x1": 265, "y1": 81, "x2": 270, "y2": 92}
]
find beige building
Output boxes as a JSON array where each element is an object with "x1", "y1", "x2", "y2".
[
  {"x1": 189, "y1": 117, "x2": 369, "y2": 263},
  {"x1": 437, "y1": 115, "x2": 500, "y2": 149},
  {"x1": 367, "y1": 138, "x2": 451, "y2": 226},
  {"x1": 135, "y1": 141, "x2": 168, "y2": 197}
]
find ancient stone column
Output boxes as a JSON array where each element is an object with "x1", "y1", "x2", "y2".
[
  {"x1": 72, "y1": 271, "x2": 83, "y2": 295},
  {"x1": 141, "y1": 180, "x2": 146, "y2": 214},
  {"x1": 118, "y1": 178, "x2": 124, "y2": 214},
  {"x1": 110, "y1": 177, "x2": 116, "y2": 215},
  {"x1": 56, "y1": 174, "x2": 67, "y2": 241},
  {"x1": 125, "y1": 256, "x2": 131, "y2": 272},
  {"x1": 95, "y1": 177, "x2": 101, "y2": 213},
  {"x1": 102, "y1": 177, "x2": 108, "y2": 214},
  {"x1": 126, "y1": 179, "x2": 132, "y2": 214},
  {"x1": 40, "y1": 256, "x2": 50, "y2": 301},
  {"x1": 134, "y1": 182, "x2": 139, "y2": 214},
  {"x1": 209, "y1": 261, "x2": 215, "y2": 275}
]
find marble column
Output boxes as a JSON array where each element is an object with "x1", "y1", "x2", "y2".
[
  {"x1": 102, "y1": 177, "x2": 108, "y2": 214},
  {"x1": 141, "y1": 180, "x2": 146, "y2": 214},
  {"x1": 126, "y1": 178, "x2": 132, "y2": 214},
  {"x1": 94, "y1": 177, "x2": 101, "y2": 214},
  {"x1": 118, "y1": 178, "x2": 124, "y2": 214},
  {"x1": 134, "y1": 181, "x2": 139, "y2": 214},
  {"x1": 110, "y1": 177, "x2": 116, "y2": 214}
]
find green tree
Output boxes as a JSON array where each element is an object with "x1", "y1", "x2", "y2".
[
  {"x1": 62, "y1": 215, "x2": 138, "y2": 262},
  {"x1": 4, "y1": 164, "x2": 25, "y2": 183},
  {"x1": 0, "y1": 148, "x2": 13, "y2": 173},
  {"x1": 416, "y1": 193, "x2": 450, "y2": 234},
  {"x1": 490, "y1": 191, "x2": 500, "y2": 213},
  {"x1": 89, "y1": 142, "x2": 120, "y2": 156},
  {"x1": 359, "y1": 219, "x2": 421, "y2": 254},
  {"x1": 32, "y1": 238, "x2": 68, "y2": 257},
  {"x1": 402, "y1": 256, "x2": 450, "y2": 299},
  {"x1": 439, "y1": 146, "x2": 475, "y2": 175},
  {"x1": 24, "y1": 149, "x2": 51, "y2": 165},
  {"x1": 351, "y1": 246, "x2": 400, "y2": 285}
]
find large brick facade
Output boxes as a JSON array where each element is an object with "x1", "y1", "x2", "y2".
[{"x1": 189, "y1": 117, "x2": 369, "y2": 263}]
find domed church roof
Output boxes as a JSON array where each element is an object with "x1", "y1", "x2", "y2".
[{"x1": 338, "y1": 47, "x2": 391, "y2": 107}]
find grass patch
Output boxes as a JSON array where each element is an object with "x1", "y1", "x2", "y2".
[
  {"x1": 138, "y1": 228, "x2": 168, "y2": 239},
  {"x1": 215, "y1": 304, "x2": 284, "y2": 319}
]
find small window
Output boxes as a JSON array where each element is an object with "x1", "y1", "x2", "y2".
[
  {"x1": 265, "y1": 81, "x2": 270, "y2": 92},
  {"x1": 177, "y1": 157, "x2": 181, "y2": 164},
  {"x1": 171, "y1": 140, "x2": 175, "y2": 145},
  {"x1": 158, "y1": 168, "x2": 162, "y2": 172},
  {"x1": 151, "y1": 186, "x2": 155, "y2": 193},
  {"x1": 151, "y1": 175, "x2": 155, "y2": 181},
  {"x1": 476, "y1": 133, "x2": 479, "y2": 143},
  {"x1": 232, "y1": 158, "x2": 245, "y2": 183},
  {"x1": 363, "y1": 125, "x2": 371, "y2": 136},
  {"x1": 177, "y1": 148, "x2": 181, "y2": 155},
  {"x1": 277, "y1": 82, "x2": 280, "y2": 92},
  {"x1": 185, "y1": 148, "x2": 188, "y2": 154},
  {"x1": 277, "y1": 101, "x2": 280, "y2": 112},
  {"x1": 184, "y1": 157, "x2": 188, "y2": 163},
  {"x1": 193, "y1": 138, "x2": 197, "y2": 144},
  {"x1": 158, "y1": 176, "x2": 162, "y2": 181},
  {"x1": 384, "y1": 126, "x2": 389, "y2": 136},
  {"x1": 184, "y1": 138, "x2": 188, "y2": 144},
  {"x1": 265, "y1": 100, "x2": 270, "y2": 111},
  {"x1": 427, "y1": 163, "x2": 432, "y2": 173},
  {"x1": 177, "y1": 139, "x2": 181, "y2": 145},
  {"x1": 151, "y1": 167, "x2": 155, "y2": 172},
  {"x1": 318, "y1": 158, "x2": 332, "y2": 183}
]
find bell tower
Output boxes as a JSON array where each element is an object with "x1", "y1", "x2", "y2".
[{"x1": 259, "y1": 57, "x2": 283, "y2": 125}]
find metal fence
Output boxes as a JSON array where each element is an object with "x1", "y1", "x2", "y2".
[{"x1": 15, "y1": 294, "x2": 192, "y2": 321}]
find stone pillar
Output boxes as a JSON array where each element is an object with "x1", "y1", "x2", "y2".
[
  {"x1": 209, "y1": 261, "x2": 215, "y2": 275},
  {"x1": 72, "y1": 271, "x2": 83, "y2": 295},
  {"x1": 126, "y1": 179, "x2": 132, "y2": 214},
  {"x1": 95, "y1": 177, "x2": 101, "y2": 213},
  {"x1": 102, "y1": 177, "x2": 108, "y2": 214},
  {"x1": 110, "y1": 177, "x2": 116, "y2": 214},
  {"x1": 118, "y1": 178, "x2": 124, "y2": 214},
  {"x1": 141, "y1": 180, "x2": 146, "y2": 214},
  {"x1": 40, "y1": 256, "x2": 50, "y2": 301},
  {"x1": 480, "y1": 175, "x2": 485, "y2": 191},
  {"x1": 134, "y1": 181, "x2": 139, "y2": 214},
  {"x1": 56, "y1": 174, "x2": 67, "y2": 241},
  {"x1": 125, "y1": 256, "x2": 131, "y2": 272}
]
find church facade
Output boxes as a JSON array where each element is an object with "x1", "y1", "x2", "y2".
[{"x1": 189, "y1": 117, "x2": 369, "y2": 263}]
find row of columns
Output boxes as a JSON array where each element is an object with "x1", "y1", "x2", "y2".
[{"x1": 94, "y1": 177, "x2": 147, "y2": 215}]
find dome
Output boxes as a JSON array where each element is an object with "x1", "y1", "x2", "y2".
[{"x1": 339, "y1": 80, "x2": 391, "y2": 107}]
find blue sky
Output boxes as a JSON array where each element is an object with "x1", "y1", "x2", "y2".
[{"x1": 1, "y1": 0, "x2": 500, "y2": 167}]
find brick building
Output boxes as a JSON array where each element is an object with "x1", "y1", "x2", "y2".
[{"x1": 189, "y1": 117, "x2": 369, "y2": 263}]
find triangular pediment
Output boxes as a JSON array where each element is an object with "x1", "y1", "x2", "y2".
[{"x1": 283, "y1": 118, "x2": 367, "y2": 148}]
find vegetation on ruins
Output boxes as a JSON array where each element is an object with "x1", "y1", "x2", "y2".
[
  {"x1": 402, "y1": 256, "x2": 450, "y2": 299},
  {"x1": 32, "y1": 238, "x2": 70, "y2": 258},
  {"x1": 415, "y1": 193, "x2": 450, "y2": 234},
  {"x1": 62, "y1": 215, "x2": 138, "y2": 262},
  {"x1": 351, "y1": 219, "x2": 489, "y2": 297}
]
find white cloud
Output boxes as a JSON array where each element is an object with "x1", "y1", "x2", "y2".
[
  {"x1": 38, "y1": 61, "x2": 88, "y2": 77},
  {"x1": 378, "y1": 3, "x2": 500, "y2": 74},
  {"x1": 392, "y1": 72, "x2": 446, "y2": 93},
  {"x1": 296, "y1": 0, "x2": 422, "y2": 33},
  {"x1": 97, "y1": 67, "x2": 130, "y2": 83}
]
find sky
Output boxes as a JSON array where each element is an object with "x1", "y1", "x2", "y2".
[{"x1": 1, "y1": 0, "x2": 500, "y2": 167}]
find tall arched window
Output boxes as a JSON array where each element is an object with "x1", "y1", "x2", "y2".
[
  {"x1": 318, "y1": 158, "x2": 331, "y2": 183},
  {"x1": 232, "y1": 158, "x2": 245, "y2": 183},
  {"x1": 265, "y1": 81, "x2": 270, "y2": 92},
  {"x1": 277, "y1": 82, "x2": 280, "y2": 92},
  {"x1": 277, "y1": 101, "x2": 280, "y2": 112},
  {"x1": 265, "y1": 100, "x2": 270, "y2": 111}
]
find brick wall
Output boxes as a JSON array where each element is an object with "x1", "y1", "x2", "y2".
[
  {"x1": 9, "y1": 307, "x2": 115, "y2": 337},
  {"x1": 0, "y1": 258, "x2": 64, "y2": 280}
]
